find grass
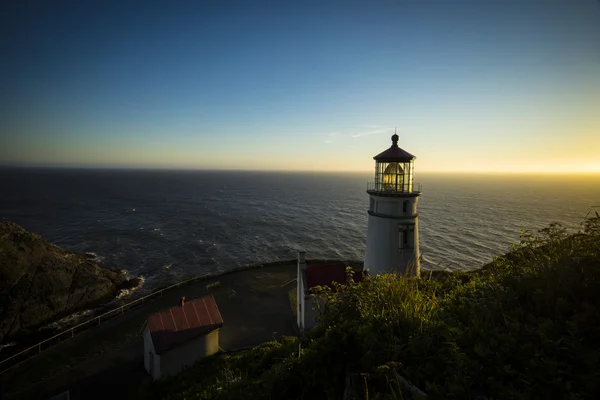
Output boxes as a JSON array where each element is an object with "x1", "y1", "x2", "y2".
[{"x1": 147, "y1": 215, "x2": 600, "y2": 400}]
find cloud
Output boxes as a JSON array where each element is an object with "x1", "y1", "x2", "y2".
[
  {"x1": 352, "y1": 125, "x2": 419, "y2": 139},
  {"x1": 323, "y1": 125, "x2": 413, "y2": 143},
  {"x1": 352, "y1": 127, "x2": 390, "y2": 138},
  {"x1": 361, "y1": 124, "x2": 383, "y2": 129}
]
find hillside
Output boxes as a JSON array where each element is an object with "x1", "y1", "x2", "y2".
[
  {"x1": 148, "y1": 215, "x2": 600, "y2": 399},
  {"x1": 0, "y1": 221, "x2": 131, "y2": 343}
]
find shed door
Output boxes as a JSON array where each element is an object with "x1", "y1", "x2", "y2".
[{"x1": 149, "y1": 352, "x2": 154, "y2": 378}]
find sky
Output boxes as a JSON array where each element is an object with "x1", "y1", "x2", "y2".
[{"x1": 1, "y1": 0, "x2": 599, "y2": 173}]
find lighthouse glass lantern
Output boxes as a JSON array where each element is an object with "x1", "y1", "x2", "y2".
[
  {"x1": 364, "y1": 133, "x2": 422, "y2": 277},
  {"x1": 372, "y1": 135, "x2": 415, "y2": 193}
]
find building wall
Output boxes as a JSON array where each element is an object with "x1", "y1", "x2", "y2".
[
  {"x1": 143, "y1": 326, "x2": 161, "y2": 380},
  {"x1": 297, "y1": 269, "x2": 306, "y2": 331},
  {"x1": 303, "y1": 294, "x2": 325, "y2": 331},
  {"x1": 154, "y1": 351, "x2": 161, "y2": 380},
  {"x1": 364, "y1": 194, "x2": 420, "y2": 276},
  {"x1": 298, "y1": 268, "x2": 324, "y2": 332},
  {"x1": 297, "y1": 252, "x2": 306, "y2": 332},
  {"x1": 159, "y1": 329, "x2": 220, "y2": 378},
  {"x1": 143, "y1": 327, "x2": 151, "y2": 373}
]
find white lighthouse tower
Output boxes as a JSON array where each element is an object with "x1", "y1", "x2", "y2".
[{"x1": 364, "y1": 132, "x2": 422, "y2": 277}]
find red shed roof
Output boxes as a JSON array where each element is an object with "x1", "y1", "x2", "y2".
[
  {"x1": 305, "y1": 264, "x2": 368, "y2": 291},
  {"x1": 147, "y1": 295, "x2": 223, "y2": 354}
]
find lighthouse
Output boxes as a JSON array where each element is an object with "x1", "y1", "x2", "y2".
[{"x1": 364, "y1": 132, "x2": 422, "y2": 277}]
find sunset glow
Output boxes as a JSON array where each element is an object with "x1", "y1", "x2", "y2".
[{"x1": 1, "y1": 1, "x2": 599, "y2": 173}]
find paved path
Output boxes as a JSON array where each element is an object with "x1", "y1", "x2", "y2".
[{"x1": 1, "y1": 263, "x2": 299, "y2": 400}]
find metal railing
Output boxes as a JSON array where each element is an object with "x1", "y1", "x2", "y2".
[
  {"x1": 367, "y1": 181, "x2": 422, "y2": 194},
  {"x1": 0, "y1": 273, "x2": 215, "y2": 375}
]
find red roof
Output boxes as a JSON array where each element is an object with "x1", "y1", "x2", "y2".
[
  {"x1": 305, "y1": 264, "x2": 368, "y2": 291},
  {"x1": 147, "y1": 295, "x2": 223, "y2": 354},
  {"x1": 373, "y1": 145, "x2": 415, "y2": 162},
  {"x1": 373, "y1": 134, "x2": 415, "y2": 162}
]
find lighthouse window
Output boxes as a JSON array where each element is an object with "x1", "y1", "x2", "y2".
[
  {"x1": 383, "y1": 163, "x2": 404, "y2": 191},
  {"x1": 398, "y1": 225, "x2": 408, "y2": 249},
  {"x1": 403, "y1": 201, "x2": 408, "y2": 213},
  {"x1": 398, "y1": 230, "x2": 403, "y2": 249},
  {"x1": 399, "y1": 224, "x2": 415, "y2": 250}
]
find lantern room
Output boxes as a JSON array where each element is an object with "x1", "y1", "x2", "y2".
[{"x1": 369, "y1": 133, "x2": 418, "y2": 194}]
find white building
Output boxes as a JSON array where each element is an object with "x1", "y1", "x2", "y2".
[
  {"x1": 296, "y1": 251, "x2": 366, "y2": 332},
  {"x1": 363, "y1": 133, "x2": 422, "y2": 277},
  {"x1": 143, "y1": 295, "x2": 223, "y2": 380}
]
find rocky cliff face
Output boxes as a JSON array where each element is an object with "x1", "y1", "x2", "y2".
[{"x1": 0, "y1": 221, "x2": 129, "y2": 343}]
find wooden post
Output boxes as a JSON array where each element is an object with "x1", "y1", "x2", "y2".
[
  {"x1": 71, "y1": 329, "x2": 74, "y2": 338},
  {"x1": 121, "y1": 306, "x2": 124, "y2": 314}
]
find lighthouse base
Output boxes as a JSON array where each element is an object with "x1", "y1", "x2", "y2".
[{"x1": 363, "y1": 213, "x2": 420, "y2": 277}]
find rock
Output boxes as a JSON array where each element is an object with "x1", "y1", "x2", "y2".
[
  {"x1": 0, "y1": 221, "x2": 130, "y2": 343},
  {"x1": 117, "y1": 276, "x2": 143, "y2": 292}
]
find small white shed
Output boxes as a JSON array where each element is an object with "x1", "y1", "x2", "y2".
[{"x1": 143, "y1": 294, "x2": 223, "y2": 380}]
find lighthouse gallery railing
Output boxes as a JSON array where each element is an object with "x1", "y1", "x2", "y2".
[{"x1": 367, "y1": 181, "x2": 422, "y2": 194}]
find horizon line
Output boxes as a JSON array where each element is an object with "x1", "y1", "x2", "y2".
[{"x1": 1, "y1": 164, "x2": 600, "y2": 175}]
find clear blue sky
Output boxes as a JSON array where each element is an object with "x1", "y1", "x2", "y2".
[{"x1": 1, "y1": 0, "x2": 599, "y2": 172}]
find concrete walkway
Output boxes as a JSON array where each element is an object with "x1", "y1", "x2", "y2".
[{"x1": 1, "y1": 263, "x2": 299, "y2": 400}]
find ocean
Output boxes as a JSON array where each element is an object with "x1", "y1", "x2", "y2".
[{"x1": 1, "y1": 168, "x2": 599, "y2": 294}]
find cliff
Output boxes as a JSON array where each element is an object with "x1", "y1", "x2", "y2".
[{"x1": 0, "y1": 221, "x2": 129, "y2": 343}]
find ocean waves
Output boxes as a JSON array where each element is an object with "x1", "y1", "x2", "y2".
[{"x1": 1, "y1": 169, "x2": 598, "y2": 294}]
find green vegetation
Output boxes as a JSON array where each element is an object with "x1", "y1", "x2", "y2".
[
  {"x1": 288, "y1": 288, "x2": 297, "y2": 318},
  {"x1": 149, "y1": 216, "x2": 600, "y2": 399}
]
